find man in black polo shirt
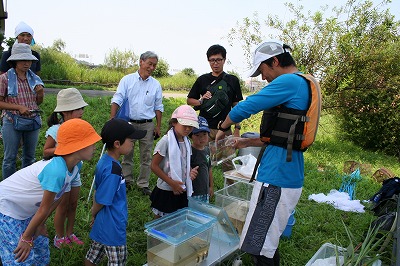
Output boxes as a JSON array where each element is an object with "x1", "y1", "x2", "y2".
[{"x1": 187, "y1": 44, "x2": 243, "y2": 140}]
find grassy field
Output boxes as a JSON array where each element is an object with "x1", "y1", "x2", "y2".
[{"x1": 1, "y1": 93, "x2": 399, "y2": 265}]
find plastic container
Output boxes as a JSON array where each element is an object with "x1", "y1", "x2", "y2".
[
  {"x1": 209, "y1": 136, "x2": 237, "y2": 166},
  {"x1": 214, "y1": 181, "x2": 254, "y2": 234},
  {"x1": 281, "y1": 210, "x2": 296, "y2": 239},
  {"x1": 305, "y1": 243, "x2": 382, "y2": 266},
  {"x1": 238, "y1": 132, "x2": 262, "y2": 158},
  {"x1": 145, "y1": 208, "x2": 217, "y2": 266}
]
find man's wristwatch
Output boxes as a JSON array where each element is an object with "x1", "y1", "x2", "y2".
[
  {"x1": 217, "y1": 121, "x2": 231, "y2": 132},
  {"x1": 235, "y1": 125, "x2": 241, "y2": 130}
]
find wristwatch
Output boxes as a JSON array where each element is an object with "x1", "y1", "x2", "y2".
[
  {"x1": 235, "y1": 125, "x2": 241, "y2": 130},
  {"x1": 217, "y1": 121, "x2": 231, "y2": 132}
]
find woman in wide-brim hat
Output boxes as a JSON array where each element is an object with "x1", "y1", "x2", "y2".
[{"x1": 0, "y1": 42, "x2": 45, "y2": 179}]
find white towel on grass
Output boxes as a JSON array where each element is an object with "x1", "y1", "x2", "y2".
[
  {"x1": 308, "y1": 189, "x2": 365, "y2": 213},
  {"x1": 167, "y1": 128, "x2": 193, "y2": 196}
]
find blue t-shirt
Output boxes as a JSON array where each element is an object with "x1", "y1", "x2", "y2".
[
  {"x1": 89, "y1": 154, "x2": 127, "y2": 246},
  {"x1": 229, "y1": 73, "x2": 309, "y2": 188},
  {"x1": 0, "y1": 157, "x2": 81, "y2": 220}
]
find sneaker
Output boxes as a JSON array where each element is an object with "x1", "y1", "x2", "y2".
[
  {"x1": 68, "y1": 234, "x2": 84, "y2": 245},
  {"x1": 53, "y1": 236, "x2": 71, "y2": 249},
  {"x1": 141, "y1": 187, "x2": 152, "y2": 196}
]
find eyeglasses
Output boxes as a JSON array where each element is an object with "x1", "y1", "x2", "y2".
[{"x1": 208, "y1": 58, "x2": 224, "y2": 64}]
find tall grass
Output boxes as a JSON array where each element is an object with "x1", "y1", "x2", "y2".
[
  {"x1": 0, "y1": 94, "x2": 398, "y2": 265},
  {"x1": 38, "y1": 47, "x2": 199, "y2": 91}
]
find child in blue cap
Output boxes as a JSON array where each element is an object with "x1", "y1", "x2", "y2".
[{"x1": 189, "y1": 116, "x2": 214, "y2": 203}]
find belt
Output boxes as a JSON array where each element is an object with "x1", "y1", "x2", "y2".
[{"x1": 129, "y1": 119, "x2": 153, "y2": 124}]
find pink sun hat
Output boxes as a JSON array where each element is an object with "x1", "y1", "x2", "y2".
[{"x1": 171, "y1": 105, "x2": 199, "y2": 128}]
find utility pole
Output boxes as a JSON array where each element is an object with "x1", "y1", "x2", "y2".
[{"x1": 0, "y1": 0, "x2": 8, "y2": 52}]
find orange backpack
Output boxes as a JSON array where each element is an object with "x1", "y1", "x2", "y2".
[{"x1": 259, "y1": 73, "x2": 322, "y2": 161}]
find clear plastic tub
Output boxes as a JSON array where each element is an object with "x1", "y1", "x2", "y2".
[{"x1": 145, "y1": 208, "x2": 217, "y2": 266}]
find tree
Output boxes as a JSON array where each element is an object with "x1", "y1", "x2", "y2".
[
  {"x1": 104, "y1": 48, "x2": 138, "y2": 70},
  {"x1": 51, "y1": 39, "x2": 66, "y2": 52},
  {"x1": 181, "y1": 68, "x2": 196, "y2": 77},
  {"x1": 227, "y1": 0, "x2": 400, "y2": 158},
  {"x1": 152, "y1": 58, "x2": 170, "y2": 78}
]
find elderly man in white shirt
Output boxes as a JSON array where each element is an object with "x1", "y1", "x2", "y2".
[{"x1": 110, "y1": 51, "x2": 164, "y2": 196}]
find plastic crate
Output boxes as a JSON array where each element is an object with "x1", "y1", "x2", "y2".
[
  {"x1": 145, "y1": 208, "x2": 217, "y2": 266},
  {"x1": 214, "y1": 181, "x2": 254, "y2": 234},
  {"x1": 305, "y1": 242, "x2": 382, "y2": 266}
]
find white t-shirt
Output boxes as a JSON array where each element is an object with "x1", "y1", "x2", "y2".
[{"x1": 0, "y1": 157, "x2": 82, "y2": 220}]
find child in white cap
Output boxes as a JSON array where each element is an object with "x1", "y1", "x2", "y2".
[
  {"x1": 43, "y1": 88, "x2": 89, "y2": 248},
  {"x1": 149, "y1": 105, "x2": 200, "y2": 218}
]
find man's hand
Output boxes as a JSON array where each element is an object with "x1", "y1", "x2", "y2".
[
  {"x1": 202, "y1": 91, "x2": 212, "y2": 100},
  {"x1": 233, "y1": 138, "x2": 248, "y2": 149},
  {"x1": 215, "y1": 130, "x2": 226, "y2": 141}
]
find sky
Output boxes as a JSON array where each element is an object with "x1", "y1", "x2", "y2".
[{"x1": 3, "y1": 0, "x2": 399, "y2": 78}]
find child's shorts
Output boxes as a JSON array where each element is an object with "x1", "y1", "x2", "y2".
[
  {"x1": 191, "y1": 194, "x2": 210, "y2": 203},
  {"x1": 85, "y1": 240, "x2": 127, "y2": 266},
  {"x1": 0, "y1": 213, "x2": 50, "y2": 265}
]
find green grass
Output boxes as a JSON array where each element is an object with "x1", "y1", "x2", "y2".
[{"x1": 1, "y1": 94, "x2": 398, "y2": 265}]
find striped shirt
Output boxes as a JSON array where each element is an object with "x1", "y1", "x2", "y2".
[{"x1": 0, "y1": 73, "x2": 39, "y2": 118}]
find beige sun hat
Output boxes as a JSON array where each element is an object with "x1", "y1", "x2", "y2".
[
  {"x1": 54, "y1": 88, "x2": 88, "y2": 112},
  {"x1": 7, "y1": 42, "x2": 38, "y2": 62}
]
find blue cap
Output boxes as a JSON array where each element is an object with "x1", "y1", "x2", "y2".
[{"x1": 192, "y1": 116, "x2": 210, "y2": 134}]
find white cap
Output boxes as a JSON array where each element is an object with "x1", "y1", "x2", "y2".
[
  {"x1": 15, "y1": 21, "x2": 34, "y2": 37},
  {"x1": 248, "y1": 40, "x2": 289, "y2": 77}
]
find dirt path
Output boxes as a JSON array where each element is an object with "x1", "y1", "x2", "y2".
[{"x1": 44, "y1": 88, "x2": 187, "y2": 98}]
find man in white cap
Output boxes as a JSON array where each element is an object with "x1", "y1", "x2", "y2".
[
  {"x1": 216, "y1": 40, "x2": 321, "y2": 265},
  {"x1": 0, "y1": 21, "x2": 41, "y2": 75}
]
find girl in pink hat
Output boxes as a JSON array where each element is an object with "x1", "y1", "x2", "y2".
[{"x1": 149, "y1": 105, "x2": 200, "y2": 219}]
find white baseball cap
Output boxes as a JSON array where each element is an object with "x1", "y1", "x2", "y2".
[{"x1": 248, "y1": 40, "x2": 290, "y2": 77}]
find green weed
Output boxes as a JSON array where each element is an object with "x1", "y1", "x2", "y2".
[{"x1": 0, "y1": 95, "x2": 397, "y2": 265}]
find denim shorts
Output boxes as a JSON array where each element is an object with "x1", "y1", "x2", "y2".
[{"x1": 0, "y1": 213, "x2": 50, "y2": 265}]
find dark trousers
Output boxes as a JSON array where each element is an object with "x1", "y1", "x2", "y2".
[{"x1": 252, "y1": 248, "x2": 280, "y2": 266}]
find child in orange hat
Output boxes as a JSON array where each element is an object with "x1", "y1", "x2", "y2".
[{"x1": 0, "y1": 119, "x2": 101, "y2": 265}]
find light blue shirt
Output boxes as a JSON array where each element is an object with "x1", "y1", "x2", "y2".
[
  {"x1": 111, "y1": 71, "x2": 164, "y2": 120},
  {"x1": 229, "y1": 73, "x2": 309, "y2": 188}
]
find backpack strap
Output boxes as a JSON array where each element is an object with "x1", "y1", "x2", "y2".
[{"x1": 249, "y1": 143, "x2": 268, "y2": 183}]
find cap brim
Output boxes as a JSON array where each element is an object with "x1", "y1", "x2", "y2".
[
  {"x1": 177, "y1": 118, "x2": 199, "y2": 128},
  {"x1": 192, "y1": 127, "x2": 210, "y2": 134},
  {"x1": 248, "y1": 63, "x2": 261, "y2": 78},
  {"x1": 127, "y1": 129, "x2": 147, "y2": 140},
  {"x1": 7, "y1": 54, "x2": 38, "y2": 62}
]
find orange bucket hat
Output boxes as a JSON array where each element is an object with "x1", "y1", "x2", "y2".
[{"x1": 55, "y1": 118, "x2": 101, "y2": 155}]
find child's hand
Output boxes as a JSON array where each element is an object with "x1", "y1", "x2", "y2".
[
  {"x1": 171, "y1": 180, "x2": 185, "y2": 195},
  {"x1": 34, "y1": 224, "x2": 48, "y2": 238},
  {"x1": 190, "y1": 166, "x2": 199, "y2": 180},
  {"x1": 14, "y1": 236, "x2": 33, "y2": 263},
  {"x1": 90, "y1": 216, "x2": 95, "y2": 227}
]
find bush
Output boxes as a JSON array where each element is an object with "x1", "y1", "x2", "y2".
[{"x1": 152, "y1": 58, "x2": 169, "y2": 78}]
